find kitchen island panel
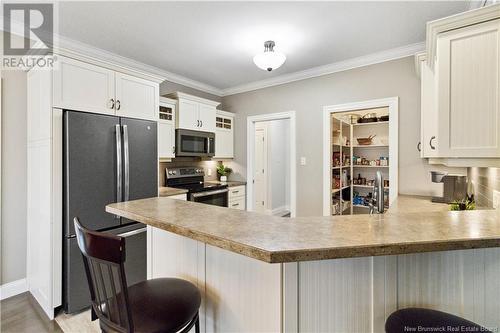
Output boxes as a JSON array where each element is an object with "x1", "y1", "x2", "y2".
[{"x1": 204, "y1": 245, "x2": 282, "y2": 333}]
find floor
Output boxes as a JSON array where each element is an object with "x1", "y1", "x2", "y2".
[
  {"x1": 1, "y1": 293, "x2": 62, "y2": 333},
  {"x1": 1, "y1": 293, "x2": 100, "y2": 333}
]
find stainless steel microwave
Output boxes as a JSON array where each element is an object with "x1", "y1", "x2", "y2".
[{"x1": 175, "y1": 129, "x2": 215, "y2": 157}]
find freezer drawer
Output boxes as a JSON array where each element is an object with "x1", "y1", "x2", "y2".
[{"x1": 63, "y1": 224, "x2": 147, "y2": 313}]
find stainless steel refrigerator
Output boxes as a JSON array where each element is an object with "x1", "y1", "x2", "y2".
[{"x1": 63, "y1": 110, "x2": 157, "y2": 313}]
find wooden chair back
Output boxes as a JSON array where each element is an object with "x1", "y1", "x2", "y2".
[{"x1": 74, "y1": 217, "x2": 134, "y2": 333}]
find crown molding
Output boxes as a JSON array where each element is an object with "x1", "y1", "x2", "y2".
[
  {"x1": 55, "y1": 35, "x2": 224, "y2": 94},
  {"x1": 221, "y1": 42, "x2": 425, "y2": 96}
]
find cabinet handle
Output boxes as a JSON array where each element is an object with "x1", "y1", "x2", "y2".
[
  {"x1": 109, "y1": 98, "x2": 115, "y2": 109},
  {"x1": 197, "y1": 120, "x2": 200, "y2": 127},
  {"x1": 200, "y1": 120, "x2": 203, "y2": 127},
  {"x1": 429, "y1": 136, "x2": 436, "y2": 150},
  {"x1": 116, "y1": 100, "x2": 121, "y2": 111},
  {"x1": 172, "y1": 146, "x2": 175, "y2": 154},
  {"x1": 417, "y1": 142, "x2": 421, "y2": 152}
]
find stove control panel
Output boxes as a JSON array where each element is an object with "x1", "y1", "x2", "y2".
[{"x1": 166, "y1": 167, "x2": 205, "y2": 179}]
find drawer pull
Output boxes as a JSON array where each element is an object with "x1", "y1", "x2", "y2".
[
  {"x1": 232, "y1": 203, "x2": 239, "y2": 207},
  {"x1": 232, "y1": 190, "x2": 239, "y2": 194}
]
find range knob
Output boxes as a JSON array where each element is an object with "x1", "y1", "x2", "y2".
[
  {"x1": 172, "y1": 170, "x2": 177, "y2": 175},
  {"x1": 196, "y1": 169, "x2": 202, "y2": 173},
  {"x1": 168, "y1": 170, "x2": 173, "y2": 175}
]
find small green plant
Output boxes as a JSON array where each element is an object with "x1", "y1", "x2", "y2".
[
  {"x1": 449, "y1": 199, "x2": 475, "y2": 211},
  {"x1": 217, "y1": 164, "x2": 232, "y2": 177}
]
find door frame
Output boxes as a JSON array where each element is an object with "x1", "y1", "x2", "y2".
[
  {"x1": 247, "y1": 111, "x2": 296, "y2": 217},
  {"x1": 322, "y1": 97, "x2": 399, "y2": 216}
]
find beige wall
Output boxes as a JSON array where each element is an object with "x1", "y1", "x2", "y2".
[
  {"x1": 222, "y1": 56, "x2": 464, "y2": 216},
  {"x1": 1, "y1": 70, "x2": 28, "y2": 284}
]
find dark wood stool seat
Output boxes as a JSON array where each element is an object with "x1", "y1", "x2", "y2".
[
  {"x1": 74, "y1": 217, "x2": 201, "y2": 333},
  {"x1": 117, "y1": 278, "x2": 201, "y2": 333},
  {"x1": 386, "y1": 308, "x2": 492, "y2": 333}
]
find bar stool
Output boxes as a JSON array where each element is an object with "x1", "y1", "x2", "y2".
[
  {"x1": 386, "y1": 308, "x2": 492, "y2": 333},
  {"x1": 74, "y1": 218, "x2": 201, "y2": 333}
]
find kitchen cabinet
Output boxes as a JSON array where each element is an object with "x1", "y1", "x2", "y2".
[
  {"x1": 435, "y1": 18, "x2": 500, "y2": 158},
  {"x1": 166, "y1": 92, "x2": 220, "y2": 133},
  {"x1": 228, "y1": 185, "x2": 246, "y2": 210},
  {"x1": 115, "y1": 72, "x2": 159, "y2": 121},
  {"x1": 53, "y1": 56, "x2": 159, "y2": 121},
  {"x1": 215, "y1": 110, "x2": 234, "y2": 159},
  {"x1": 417, "y1": 55, "x2": 439, "y2": 158},
  {"x1": 416, "y1": 5, "x2": 500, "y2": 165},
  {"x1": 53, "y1": 56, "x2": 115, "y2": 115},
  {"x1": 158, "y1": 97, "x2": 177, "y2": 160}
]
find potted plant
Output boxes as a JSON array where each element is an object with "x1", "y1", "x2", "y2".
[{"x1": 217, "y1": 163, "x2": 232, "y2": 182}]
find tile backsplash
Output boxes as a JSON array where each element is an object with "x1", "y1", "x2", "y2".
[{"x1": 468, "y1": 167, "x2": 500, "y2": 208}]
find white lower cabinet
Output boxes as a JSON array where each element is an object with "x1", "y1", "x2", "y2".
[{"x1": 228, "y1": 185, "x2": 246, "y2": 210}]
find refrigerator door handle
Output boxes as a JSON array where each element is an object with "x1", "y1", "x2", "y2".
[
  {"x1": 115, "y1": 124, "x2": 123, "y2": 204},
  {"x1": 117, "y1": 227, "x2": 146, "y2": 238},
  {"x1": 123, "y1": 124, "x2": 130, "y2": 202}
]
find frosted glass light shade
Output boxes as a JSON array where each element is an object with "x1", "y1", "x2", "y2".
[
  {"x1": 253, "y1": 41, "x2": 286, "y2": 71},
  {"x1": 253, "y1": 51, "x2": 286, "y2": 71}
]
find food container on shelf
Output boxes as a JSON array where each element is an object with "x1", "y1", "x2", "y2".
[
  {"x1": 357, "y1": 135, "x2": 376, "y2": 145},
  {"x1": 358, "y1": 113, "x2": 378, "y2": 123}
]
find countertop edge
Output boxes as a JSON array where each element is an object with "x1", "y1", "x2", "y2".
[{"x1": 106, "y1": 203, "x2": 500, "y2": 264}]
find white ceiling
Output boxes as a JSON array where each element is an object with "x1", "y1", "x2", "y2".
[{"x1": 58, "y1": 1, "x2": 470, "y2": 94}]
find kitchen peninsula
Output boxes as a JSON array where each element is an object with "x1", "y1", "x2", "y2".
[{"x1": 106, "y1": 196, "x2": 500, "y2": 332}]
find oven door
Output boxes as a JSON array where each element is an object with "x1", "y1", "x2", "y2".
[
  {"x1": 176, "y1": 129, "x2": 215, "y2": 157},
  {"x1": 190, "y1": 188, "x2": 229, "y2": 207}
]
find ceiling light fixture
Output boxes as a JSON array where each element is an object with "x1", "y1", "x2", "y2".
[{"x1": 253, "y1": 40, "x2": 286, "y2": 72}]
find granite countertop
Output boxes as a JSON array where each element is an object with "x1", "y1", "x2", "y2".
[
  {"x1": 158, "y1": 187, "x2": 188, "y2": 197},
  {"x1": 206, "y1": 180, "x2": 247, "y2": 187},
  {"x1": 106, "y1": 195, "x2": 500, "y2": 263}
]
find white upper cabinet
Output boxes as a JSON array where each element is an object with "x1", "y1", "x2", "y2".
[
  {"x1": 199, "y1": 104, "x2": 216, "y2": 132},
  {"x1": 53, "y1": 56, "x2": 159, "y2": 121},
  {"x1": 158, "y1": 97, "x2": 177, "y2": 159},
  {"x1": 166, "y1": 92, "x2": 220, "y2": 132},
  {"x1": 215, "y1": 111, "x2": 234, "y2": 159},
  {"x1": 177, "y1": 99, "x2": 200, "y2": 130},
  {"x1": 115, "y1": 73, "x2": 159, "y2": 121},
  {"x1": 419, "y1": 56, "x2": 439, "y2": 158},
  {"x1": 53, "y1": 56, "x2": 115, "y2": 115},
  {"x1": 436, "y1": 19, "x2": 500, "y2": 158}
]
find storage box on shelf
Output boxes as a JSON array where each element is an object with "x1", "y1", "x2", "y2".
[
  {"x1": 416, "y1": 4, "x2": 500, "y2": 166},
  {"x1": 228, "y1": 185, "x2": 246, "y2": 210},
  {"x1": 158, "y1": 97, "x2": 177, "y2": 160}
]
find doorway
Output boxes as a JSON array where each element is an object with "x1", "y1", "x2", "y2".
[{"x1": 247, "y1": 112, "x2": 296, "y2": 217}]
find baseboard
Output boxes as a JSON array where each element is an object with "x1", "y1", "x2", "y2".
[
  {"x1": 272, "y1": 205, "x2": 290, "y2": 216},
  {"x1": 0, "y1": 278, "x2": 27, "y2": 300}
]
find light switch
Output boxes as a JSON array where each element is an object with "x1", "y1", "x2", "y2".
[
  {"x1": 300, "y1": 157, "x2": 307, "y2": 166},
  {"x1": 493, "y1": 190, "x2": 500, "y2": 209}
]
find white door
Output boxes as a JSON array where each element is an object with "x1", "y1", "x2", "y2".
[
  {"x1": 177, "y1": 99, "x2": 200, "y2": 131},
  {"x1": 198, "y1": 104, "x2": 216, "y2": 132},
  {"x1": 254, "y1": 124, "x2": 268, "y2": 213},
  {"x1": 420, "y1": 59, "x2": 439, "y2": 157},
  {"x1": 436, "y1": 19, "x2": 500, "y2": 157},
  {"x1": 115, "y1": 72, "x2": 159, "y2": 121},
  {"x1": 53, "y1": 56, "x2": 115, "y2": 115},
  {"x1": 158, "y1": 122, "x2": 175, "y2": 159}
]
